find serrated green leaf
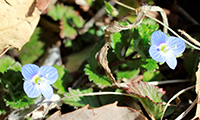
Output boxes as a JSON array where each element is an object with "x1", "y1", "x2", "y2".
[
  {"x1": 63, "y1": 88, "x2": 100, "y2": 107},
  {"x1": 5, "y1": 95, "x2": 34, "y2": 109},
  {"x1": 110, "y1": 32, "x2": 122, "y2": 49},
  {"x1": 84, "y1": 64, "x2": 112, "y2": 86},
  {"x1": 131, "y1": 19, "x2": 159, "y2": 58},
  {"x1": 142, "y1": 59, "x2": 159, "y2": 71},
  {"x1": 143, "y1": 71, "x2": 162, "y2": 82},
  {"x1": 110, "y1": 32, "x2": 125, "y2": 61},
  {"x1": 138, "y1": 19, "x2": 159, "y2": 43},
  {"x1": 127, "y1": 81, "x2": 165, "y2": 119},
  {"x1": 0, "y1": 57, "x2": 34, "y2": 111},
  {"x1": 132, "y1": 30, "x2": 147, "y2": 58},
  {"x1": 53, "y1": 65, "x2": 66, "y2": 94},
  {"x1": 65, "y1": 6, "x2": 76, "y2": 18},
  {"x1": 63, "y1": 88, "x2": 122, "y2": 107},
  {"x1": 53, "y1": 65, "x2": 73, "y2": 94},
  {"x1": 47, "y1": 4, "x2": 66, "y2": 21},
  {"x1": 19, "y1": 27, "x2": 45, "y2": 65},
  {"x1": 60, "y1": 18, "x2": 77, "y2": 39},
  {"x1": 110, "y1": 30, "x2": 130, "y2": 61}
]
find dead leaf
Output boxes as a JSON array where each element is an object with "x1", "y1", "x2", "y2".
[
  {"x1": 95, "y1": 5, "x2": 152, "y2": 87},
  {"x1": 75, "y1": 0, "x2": 90, "y2": 11},
  {"x1": 95, "y1": 31, "x2": 118, "y2": 86},
  {"x1": 193, "y1": 62, "x2": 200, "y2": 119},
  {"x1": 7, "y1": 94, "x2": 61, "y2": 120},
  {"x1": 36, "y1": 0, "x2": 50, "y2": 12},
  {"x1": 0, "y1": 0, "x2": 40, "y2": 56},
  {"x1": 47, "y1": 101, "x2": 148, "y2": 120}
]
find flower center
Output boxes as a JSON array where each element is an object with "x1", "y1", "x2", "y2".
[
  {"x1": 32, "y1": 74, "x2": 43, "y2": 85},
  {"x1": 159, "y1": 43, "x2": 169, "y2": 53}
]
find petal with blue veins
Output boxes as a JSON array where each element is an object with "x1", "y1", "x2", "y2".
[
  {"x1": 23, "y1": 80, "x2": 41, "y2": 98},
  {"x1": 39, "y1": 83, "x2": 53, "y2": 99},
  {"x1": 39, "y1": 66, "x2": 58, "y2": 84},
  {"x1": 149, "y1": 45, "x2": 165, "y2": 63},
  {"x1": 165, "y1": 52, "x2": 177, "y2": 70},
  {"x1": 22, "y1": 64, "x2": 39, "y2": 81},
  {"x1": 151, "y1": 31, "x2": 168, "y2": 46},
  {"x1": 166, "y1": 36, "x2": 186, "y2": 56}
]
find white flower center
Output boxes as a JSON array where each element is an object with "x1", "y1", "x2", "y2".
[
  {"x1": 32, "y1": 74, "x2": 43, "y2": 85},
  {"x1": 159, "y1": 43, "x2": 169, "y2": 53}
]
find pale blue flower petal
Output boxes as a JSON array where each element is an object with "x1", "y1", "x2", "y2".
[
  {"x1": 166, "y1": 37, "x2": 186, "y2": 56},
  {"x1": 39, "y1": 66, "x2": 58, "y2": 84},
  {"x1": 23, "y1": 81, "x2": 41, "y2": 98},
  {"x1": 151, "y1": 31, "x2": 168, "y2": 46},
  {"x1": 22, "y1": 64, "x2": 39, "y2": 81},
  {"x1": 149, "y1": 45, "x2": 165, "y2": 63},
  {"x1": 39, "y1": 83, "x2": 53, "y2": 99},
  {"x1": 165, "y1": 52, "x2": 177, "y2": 70}
]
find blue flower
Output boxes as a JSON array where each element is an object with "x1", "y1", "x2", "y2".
[
  {"x1": 21, "y1": 64, "x2": 58, "y2": 99},
  {"x1": 149, "y1": 31, "x2": 186, "y2": 69}
]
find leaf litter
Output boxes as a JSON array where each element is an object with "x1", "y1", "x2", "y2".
[{"x1": 1, "y1": 0, "x2": 200, "y2": 120}]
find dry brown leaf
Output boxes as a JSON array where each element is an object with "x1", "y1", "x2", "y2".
[
  {"x1": 0, "y1": 0, "x2": 40, "y2": 56},
  {"x1": 193, "y1": 62, "x2": 200, "y2": 119},
  {"x1": 95, "y1": 5, "x2": 153, "y2": 87},
  {"x1": 47, "y1": 101, "x2": 148, "y2": 120}
]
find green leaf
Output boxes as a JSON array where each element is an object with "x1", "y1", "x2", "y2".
[
  {"x1": 48, "y1": 4, "x2": 84, "y2": 39},
  {"x1": 110, "y1": 30, "x2": 130, "y2": 61},
  {"x1": 131, "y1": 19, "x2": 160, "y2": 58},
  {"x1": 127, "y1": 81, "x2": 166, "y2": 119},
  {"x1": 104, "y1": 1, "x2": 119, "y2": 17},
  {"x1": 0, "y1": 57, "x2": 34, "y2": 111},
  {"x1": 60, "y1": 17, "x2": 77, "y2": 39},
  {"x1": 63, "y1": 39, "x2": 72, "y2": 47},
  {"x1": 0, "y1": 56, "x2": 15, "y2": 73},
  {"x1": 110, "y1": 32, "x2": 122, "y2": 49},
  {"x1": 142, "y1": 59, "x2": 159, "y2": 71},
  {"x1": 116, "y1": 69, "x2": 139, "y2": 80},
  {"x1": 132, "y1": 29, "x2": 147, "y2": 58},
  {"x1": 5, "y1": 95, "x2": 34, "y2": 109},
  {"x1": 138, "y1": 19, "x2": 159, "y2": 43},
  {"x1": 52, "y1": 65, "x2": 73, "y2": 94},
  {"x1": 110, "y1": 32, "x2": 125, "y2": 61},
  {"x1": 84, "y1": 64, "x2": 112, "y2": 86},
  {"x1": 65, "y1": 6, "x2": 77, "y2": 18},
  {"x1": 63, "y1": 88, "x2": 100, "y2": 107},
  {"x1": 72, "y1": 15, "x2": 84, "y2": 28},
  {"x1": 143, "y1": 71, "x2": 162, "y2": 82},
  {"x1": 19, "y1": 27, "x2": 45, "y2": 65},
  {"x1": 127, "y1": 58, "x2": 159, "y2": 72},
  {"x1": 47, "y1": 4, "x2": 67, "y2": 21},
  {"x1": 63, "y1": 88, "x2": 122, "y2": 107}
]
